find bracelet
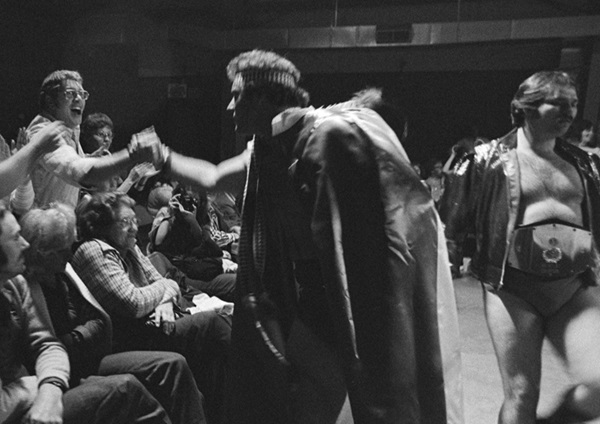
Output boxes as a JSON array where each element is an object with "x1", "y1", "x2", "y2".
[{"x1": 39, "y1": 377, "x2": 68, "y2": 393}]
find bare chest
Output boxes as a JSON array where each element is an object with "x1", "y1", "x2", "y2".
[{"x1": 517, "y1": 151, "x2": 584, "y2": 223}]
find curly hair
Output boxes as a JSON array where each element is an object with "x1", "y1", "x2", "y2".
[
  {"x1": 510, "y1": 71, "x2": 578, "y2": 127},
  {"x1": 76, "y1": 191, "x2": 135, "y2": 241},
  {"x1": 81, "y1": 112, "x2": 114, "y2": 153},
  {"x1": 39, "y1": 69, "x2": 83, "y2": 112},
  {"x1": 227, "y1": 49, "x2": 309, "y2": 108}
]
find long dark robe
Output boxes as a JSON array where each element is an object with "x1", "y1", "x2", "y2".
[{"x1": 226, "y1": 107, "x2": 462, "y2": 424}]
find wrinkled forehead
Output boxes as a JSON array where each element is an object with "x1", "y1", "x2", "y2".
[{"x1": 231, "y1": 69, "x2": 297, "y2": 93}]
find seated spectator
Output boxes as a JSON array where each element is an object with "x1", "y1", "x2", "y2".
[
  {"x1": 148, "y1": 185, "x2": 236, "y2": 301},
  {"x1": 206, "y1": 193, "x2": 240, "y2": 256},
  {"x1": 146, "y1": 180, "x2": 175, "y2": 217},
  {"x1": 0, "y1": 205, "x2": 169, "y2": 424},
  {"x1": 71, "y1": 191, "x2": 231, "y2": 423},
  {"x1": 208, "y1": 191, "x2": 241, "y2": 234},
  {"x1": 20, "y1": 203, "x2": 207, "y2": 424}
]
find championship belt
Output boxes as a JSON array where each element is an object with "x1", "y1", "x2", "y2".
[{"x1": 507, "y1": 222, "x2": 593, "y2": 278}]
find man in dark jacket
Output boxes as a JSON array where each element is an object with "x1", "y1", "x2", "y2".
[{"x1": 161, "y1": 49, "x2": 463, "y2": 424}]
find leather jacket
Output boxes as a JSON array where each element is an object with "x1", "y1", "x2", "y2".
[{"x1": 439, "y1": 128, "x2": 600, "y2": 289}]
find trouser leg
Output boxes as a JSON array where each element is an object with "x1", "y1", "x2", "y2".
[
  {"x1": 98, "y1": 351, "x2": 207, "y2": 424},
  {"x1": 170, "y1": 311, "x2": 232, "y2": 424},
  {"x1": 63, "y1": 374, "x2": 170, "y2": 424},
  {"x1": 185, "y1": 273, "x2": 236, "y2": 302}
]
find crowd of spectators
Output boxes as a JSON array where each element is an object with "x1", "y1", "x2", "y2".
[
  {"x1": 0, "y1": 69, "x2": 241, "y2": 424},
  {"x1": 1, "y1": 60, "x2": 599, "y2": 424}
]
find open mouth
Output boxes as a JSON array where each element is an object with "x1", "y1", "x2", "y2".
[{"x1": 71, "y1": 108, "x2": 82, "y2": 116}]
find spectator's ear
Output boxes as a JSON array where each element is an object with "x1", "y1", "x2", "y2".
[{"x1": 45, "y1": 94, "x2": 58, "y2": 112}]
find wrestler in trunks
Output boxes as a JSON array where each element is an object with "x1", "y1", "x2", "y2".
[{"x1": 440, "y1": 71, "x2": 600, "y2": 424}]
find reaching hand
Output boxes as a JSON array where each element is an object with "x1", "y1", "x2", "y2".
[
  {"x1": 129, "y1": 126, "x2": 167, "y2": 169},
  {"x1": 128, "y1": 162, "x2": 158, "y2": 183},
  {"x1": 23, "y1": 383, "x2": 64, "y2": 424}
]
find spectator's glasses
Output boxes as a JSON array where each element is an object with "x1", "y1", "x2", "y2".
[
  {"x1": 63, "y1": 89, "x2": 89, "y2": 101},
  {"x1": 95, "y1": 131, "x2": 113, "y2": 140},
  {"x1": 117, "y1": 216, "x2": 138, "y2": 228}
]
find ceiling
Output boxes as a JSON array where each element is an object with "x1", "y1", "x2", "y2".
[{"x1": 7, "y1": 0, "x2": 600, "y2": 30}]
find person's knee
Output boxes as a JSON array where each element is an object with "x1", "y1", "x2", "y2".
[
  {"x1": 159, "y1": 352, "x2": 199, "y2": 384},
  {"x1": 115, "y1": 373, "x2": 145, "y2": 392}
]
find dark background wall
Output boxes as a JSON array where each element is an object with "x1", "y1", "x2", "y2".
[{"x1": 0, "y1": 2, "x2": 595, "y2": 175}]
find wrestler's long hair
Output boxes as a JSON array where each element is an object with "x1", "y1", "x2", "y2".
[{"x1": 510, "y1": 70, "x2": 578, "y2": 127}]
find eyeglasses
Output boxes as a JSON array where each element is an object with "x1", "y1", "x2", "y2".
[
  {"x1": 63, "y1": 89, "x2": 89, "y2": 101},
  {"x1": 95, "y1": 131, "x2": 113, "y2": 140},
  {"x1": 116, "y1": 216, "x2": 138, "y2": 228}
]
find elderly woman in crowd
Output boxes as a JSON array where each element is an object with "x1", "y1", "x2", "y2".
[
  {"x1": 20, "y1": 202, "x2": 207, "y2": 424},
  {"x1": 71, "y1": 191, "x2": 231, "y2": 423}
]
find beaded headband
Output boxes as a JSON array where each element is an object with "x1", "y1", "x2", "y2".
[{"x1": 232, "y1": 69, "x2": 298, "y2": 92}]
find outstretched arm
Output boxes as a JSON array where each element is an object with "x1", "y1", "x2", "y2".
[
  {"x1": 167, "y1": 149, "x2": 249, "y2": 194},
  {"x1": 81, "y1": 130, "x2": 164, "y2": 187}
]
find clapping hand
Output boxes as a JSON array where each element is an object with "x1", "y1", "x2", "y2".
[
  {"x1": 0, "y1": 128, "x2": 29, "y2": 162},
  {"x1": 128, "y1": 162, "x2": 160, "y2": 189},
  {"x1": 13, "y1": 127, "x2": 29, "y2": 153},
  {"x1": 0, "y1": 134, "x2": 10, "y2": 162}
]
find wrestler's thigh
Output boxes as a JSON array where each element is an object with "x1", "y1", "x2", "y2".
[
  {"x1": 483, "y1": 286, "x2": 545, "y2": 390},
  {"x1": 546, "y1": 285, "x2": 600, "y2": 383}
]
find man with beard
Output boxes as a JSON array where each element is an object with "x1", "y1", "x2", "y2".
[{"x1": 0, "y1": 205, "x2": 170, "y2": 424}]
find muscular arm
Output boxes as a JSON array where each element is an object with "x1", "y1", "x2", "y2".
[{"x1": 167, "y1": 150, "x2": 249, "y2": 193}]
